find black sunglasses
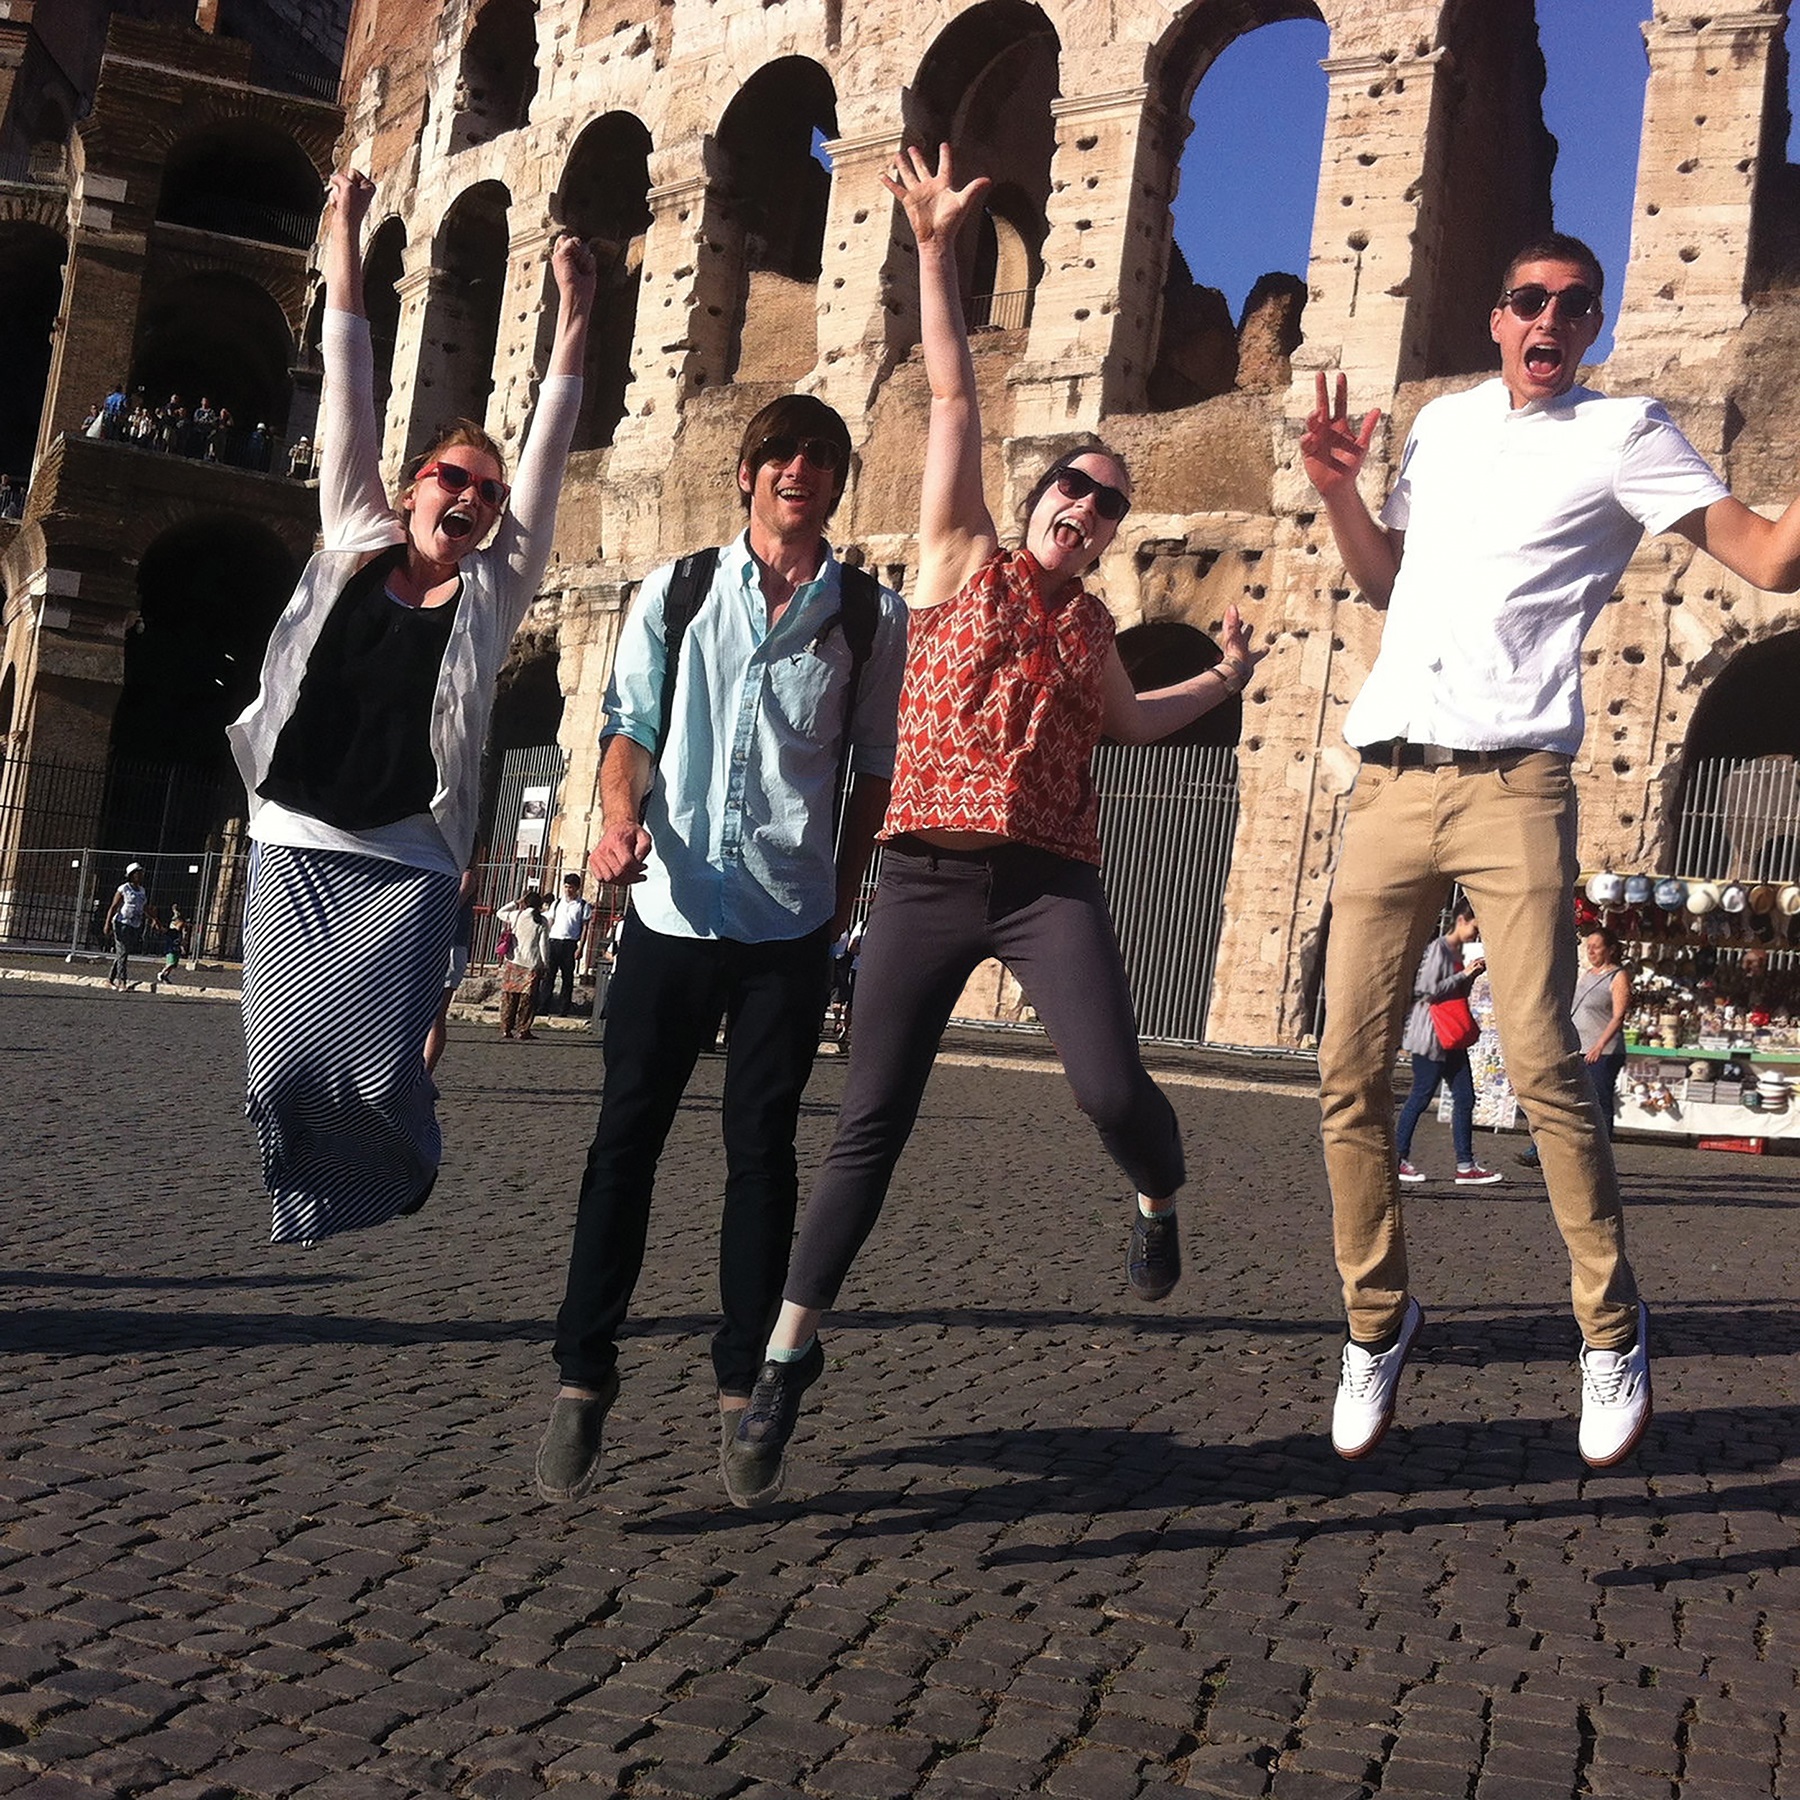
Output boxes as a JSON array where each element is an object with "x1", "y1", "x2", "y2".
[
  {"x1": 1051, "y1": 466, "x2": 1130, "y2": 522},
  {"x1": 1497, "y1": 282, "x2": 1600, "y2": 323},
  {"x1": 752, "y1": 434, "x2": 845, "y2": 474},
  {"x1": 416, "y1": 460, "x2": 510, "y2": 507}
]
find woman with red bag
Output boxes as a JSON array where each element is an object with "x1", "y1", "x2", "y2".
[{"x1": 1395, "y1": 901, "x2": 1503, "y2": 1185}]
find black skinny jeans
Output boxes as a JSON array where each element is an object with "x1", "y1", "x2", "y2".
[
  {"x1": 553, "y1": 912, "x2": 832, "y2": 1396},
  {"x1": 784, "y1": 839, "x2": 1186, "y2": 1310}
]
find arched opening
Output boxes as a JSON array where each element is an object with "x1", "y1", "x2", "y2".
[
  {"x1": 110, "y1": 515, "x2": 297, "y2": 778},
  {"x1": 156, "y1": 123, "x2": 323, "y2": 249},
  {"x1": 364, "y1": 217, "x2": 407, "y2": 428},
  {"x1": 0, "y1": 664, "x2": 16, "y2": 741},
  {"x1": 489, "y1": 640, "x2": 564, "y2": 755},
  {"x1": 556, "y1": 113, "x2": 652, "y2": 449},
  {"x1": 714, "y1": 59, "x2": 838, "y2": 383},
  {"x1": 450, "y1": 0, "x2": 539, "y2": 153},
  {"x1": 1405, "y1": 0, "x2": 1556, "y2": 379},
  {"x1": 1673, "y1": 634, "x2": 1800, "y2": 886},
  {"x1": 1113, "y1": 620, "x2": 1241, "y2": 748},
  {"x1": 0, "y1": 222, "x2": 65, "y2": 482},
  {"x1": 904, "y1": 1, "x2": 1058, "y2": 349},
  {"x1": 412, "y1": 181, "x2": 510, "y2": 451},
  {"x1": 1149, "y1": 8, "x2": 1326, "y2": 411},
  {"x1": 130, "y1": 271, "x2": 298, "y2": 436}
]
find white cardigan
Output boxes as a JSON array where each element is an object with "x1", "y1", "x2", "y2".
[{"x1": 229, "y1": 310, "x2": 580, "y2": 869}]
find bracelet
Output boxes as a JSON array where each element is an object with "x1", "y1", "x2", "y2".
[{"x1": 1217, "y1": 657, "x2": 1251, "y2": 693}]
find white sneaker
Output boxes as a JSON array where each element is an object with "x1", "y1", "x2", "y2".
[
  {"x1": 1578, "y1": 1300, "x2": 1652, "y2": 1467},
  {"x1": 1332, "y1": 1297, "x2": 1424, "y2": 1460}
]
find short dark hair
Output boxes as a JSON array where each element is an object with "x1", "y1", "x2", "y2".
[
  {"x1": 563, "y1": 872, "x2": 581, "y2": 888},
  {"x1": 1016, "y1": 439, "x2": 1132, "y2": 531},
  {"x1": 736, "y1": 395, "x2": 853, "y2": 516},
  {"x1": 1585, "y1": 924, "x2": 1621, "y2": 956},
  {"x1": 1501, "y1": 232, "x2": 1605, "y2": 300}
]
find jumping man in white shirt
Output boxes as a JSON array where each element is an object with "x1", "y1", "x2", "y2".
[{"x1": 1304, "y1": 232, "x2": 1800, "y2": 1467}]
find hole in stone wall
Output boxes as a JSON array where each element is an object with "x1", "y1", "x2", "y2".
[
  {"x1": 0, "y1": 221, "x2": 65, "y2": 480},
  {"x1": 412, "y1": 180, "x2": 511, "y2": 452},
  {"x1": 1113, "y1": 619, "x2": 1241, "y2": 747},
  {"x1": 449, "y1": 0, "x2": 539, "y2": 153}
]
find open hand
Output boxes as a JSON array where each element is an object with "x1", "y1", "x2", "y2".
[
  {"x1": 881, "y1": 143, "x2": 990, "y2": 252},
  {"x1": 1300, "y1": 371, "x2": 1381, "y2": 498},
  {"x1": 1218, "y1": 603, "x2": 1265, "y2": 681}
]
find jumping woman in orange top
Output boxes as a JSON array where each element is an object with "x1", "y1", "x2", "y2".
[{"x1": 719, "y1": 144, "x2": 1261, "y2": 1507}]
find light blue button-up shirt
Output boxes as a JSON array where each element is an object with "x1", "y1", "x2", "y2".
[{"x1": 604, "y1": 531, "x2": 907, "y2": 942}]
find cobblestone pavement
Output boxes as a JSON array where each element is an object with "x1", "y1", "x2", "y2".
[{"x1": 5, "y1": 982, "x2": 1800, "y2": 1799}]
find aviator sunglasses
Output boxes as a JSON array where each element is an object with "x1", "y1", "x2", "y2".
[
  {"x1": 752, "y1": 434, "x2": 845, "y2": 473},
  {"x1": 1051, "y1": 465, "x2": 1130, "y2": 522},
  {"x1": 415, "y1": 460, "x2": 510, "y2": 507},
  {"x1": 1497, "y1": 281, "x2": 1600, "y2": 323}
]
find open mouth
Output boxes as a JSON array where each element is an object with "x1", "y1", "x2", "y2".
[
  {"x1": 1523, "y1": 343, "x2": 1565, "y2": 380},
  {"x1": 1051, "y1": 513, "x2": 1090, "y2": 552},
  {"x1": 440, "y1": 511, "x2": 476, "y2": 541}
]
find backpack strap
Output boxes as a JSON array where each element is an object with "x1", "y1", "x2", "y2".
[
  {"x1": 655, "y1": 546, "x2": 720, "y2": 770},
  {"x1": 833, "y1": 563, "x2": 881, "y2": 778}
]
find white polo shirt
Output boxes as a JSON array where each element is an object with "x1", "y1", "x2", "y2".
[{"x1": 1343, "y1": 379, "x2": 1729, "y2": 756}]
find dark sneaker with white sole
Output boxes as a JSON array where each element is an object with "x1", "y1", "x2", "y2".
[
  {"x1": 721, "y1": 1339, "x2": 826, "y2": 1508},
  {"x1": 1128, "y1": 1208, "x2": 1181, "y2": 1300},
  {"x1": 534, "y1": 1371, "x2": 621, "y2": 1502}
]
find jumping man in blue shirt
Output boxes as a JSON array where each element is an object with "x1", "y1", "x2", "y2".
[{"x1": 537, "y1": 395, "x2": 907, "y2": 1507}]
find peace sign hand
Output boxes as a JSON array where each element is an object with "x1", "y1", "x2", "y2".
[{"x1": 1300, "y1": 371, "x2": 1381, "y2": 498}]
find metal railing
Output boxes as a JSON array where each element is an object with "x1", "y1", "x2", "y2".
[
  {"x1": 156, "y1": 195, "x2": 319, "y2": 250},
  {"x1": 968, "y1": 289, "x2": 1030, "y2": 333},
  {"x1": 1672, "y1": 756, "x2": 1800, "y2": 882}
]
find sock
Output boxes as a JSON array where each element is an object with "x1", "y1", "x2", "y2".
[
  {"x1": 1353, "y1": 1324, "x2": 1403, "y2": 1357},
  {"x1": 1138, "y1": 1196, "x2": 1175, "y2": 1218},
  {"x1": 766, "y1": 1336, "x2": 815, "y2": 1364}
]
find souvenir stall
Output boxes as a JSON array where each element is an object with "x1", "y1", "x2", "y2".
[{"x1": 1579, "y1": 872, "x2": 1800, "y2": 1149}]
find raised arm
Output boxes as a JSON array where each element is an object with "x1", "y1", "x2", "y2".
[
  {"x1": 882, "y1": 144, "x2": 996, "y2": 608},
  {"x1": 317, "y1": 169, "x2": 403, "y2": 552},
  {"x1": 1100, "y1": 604, "x2": 1264, "y2": 744},
  {"x1": 1301, "y1": 371, "x2": 1401, "y2": 608},
  {"x1": 493, "y1": 232, "x2": 595, "y2": 630}
]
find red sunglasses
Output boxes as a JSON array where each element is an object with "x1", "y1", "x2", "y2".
[{"x1": 416, "y1": 460, "x2": 510, "y2": 508}]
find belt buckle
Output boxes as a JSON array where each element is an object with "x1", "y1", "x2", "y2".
[{"x1": 1421, "y1": 743, "x2": 1454, "y2": 768}]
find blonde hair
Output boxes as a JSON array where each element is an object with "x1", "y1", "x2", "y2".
[{"x1": 398, "y1": 418, "x2": 509, "y2": 507}]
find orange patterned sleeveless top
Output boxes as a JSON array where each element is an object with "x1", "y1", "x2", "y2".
[{"x1": 881, "y1": 548, "x2": 1114, "y2": 865}]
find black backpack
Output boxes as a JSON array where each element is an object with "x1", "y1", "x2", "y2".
[{"x1": 654, "y1": 545, "x2": 883, "y2": 796}]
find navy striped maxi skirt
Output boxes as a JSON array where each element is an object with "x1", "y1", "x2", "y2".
[{"x1": 242, "y1": 842, "x2": 460, "y2": 1243}]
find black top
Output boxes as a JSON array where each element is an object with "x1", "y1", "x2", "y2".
[{"x1": 260, "y1": 548, "x2": 460, "y2": 830}]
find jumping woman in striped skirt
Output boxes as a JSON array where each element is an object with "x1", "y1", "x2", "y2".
[{"x1": 229, "y1": 169, "x2": 594, "y2": 1242}]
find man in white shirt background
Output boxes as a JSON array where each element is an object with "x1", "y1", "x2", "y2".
[
  {"x1": 1302, "y1": 231, "x2": 1800, "y2": 1471},
  {"x1": 542, "y1": 871, "x2": 593, "y2": 1017}
]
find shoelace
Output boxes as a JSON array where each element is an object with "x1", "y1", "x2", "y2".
[
  {"x1": 1582, "y1": 1349, "x2": 1631, "y2": 1406},
  {"x1": 1338, "y1": 1343, "x2": 1382, "y2": 1401},
  {"x1": 742, "y1": 1365, "x2": 794, "y2": 1437}
]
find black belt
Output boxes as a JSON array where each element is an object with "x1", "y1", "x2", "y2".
[{"x1": 1360, "y1": 741, "x2": 1535, "y2": 771}]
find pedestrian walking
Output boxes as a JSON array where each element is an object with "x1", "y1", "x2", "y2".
[
  {"x1": 1394, "y1": 901, "x2": 1502, "y2": 1187},
  {"x1": 103, "y1": 863, "x2": 149, "y2": 989},
  {"x1": 229, "y1": 167, "x2": 594, "y2": 1244},
  {"x1": 151, "y1": 905, "x2": 187, "y2": 991},
  {"x1": 542, "y1": 872, "x2": 592, "y2": 1015},
  {"x1": 723, "y1": 143, "x2": 1262, "y2": 1509},
  {"x1": 1304, "y1": 228, "x2": 1800, "y2": 1467},
  {"x1": 534, "y1": 390, "x2": 908, "y2": 1507}
]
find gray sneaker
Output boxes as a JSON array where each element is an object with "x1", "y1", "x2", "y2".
[
  {"x1": 534, "y1": 1372, "x2": 621, "y2": 1501},
  {"x1": 721, "y1": 1340, "x2": 826, "y2": 1509}
]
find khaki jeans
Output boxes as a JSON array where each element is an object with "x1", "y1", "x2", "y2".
[{"x1": 1317, "y1": 752, "x2": 1639, "y2": 1350}]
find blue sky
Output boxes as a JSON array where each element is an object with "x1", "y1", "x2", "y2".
[{"x1": 1172, "y1": 3, "x2": 1798, "y2": 362}]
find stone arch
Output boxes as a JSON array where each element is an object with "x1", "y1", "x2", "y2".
[
  {"x1": 411, "y1": 180, "x2": 511, "y2": 454},
  {"x1": 364, "y1": 215, "x2": 407, "y2": 426},
  {"x1": 450, "y1": 0, "x2": 540, "y2": 154},
  {"x1": 0, "y1": 221, "x2": 66, "y2": 480},
  {"x1": 902, "y1": 0, "x2": 1059, "y2": 348},
  {"x1": 1114, "y1": 620, "x2": 1241, "y2": 748},
  {"x1": 713, "y1": 57, "x2": 839, "y2": 384},
  {"x1": 555, "y1": 113, "x2": 653, "y2": 450},
  {"x1": 1144, "y1": 3, "x2": 1326, "y2": 412},
  {"x1": 489, "y1": 632, "x2": 564, "y2": 755},
  {"x1": 130, "y1": 270, "x2": 299, "y2": 436},
  {"x1": 109, "y1": 514, "x2": 298, "y2": 775},
  {"x1": 1685, "y1": 631, "x2": 1800, "y2": 766},
  {"x1": 156, "y1": 121, "x2": 324, "y2": 250},
  {"x1": 1402, "y1": 0, "x2": 1555, "y2": 379}
]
